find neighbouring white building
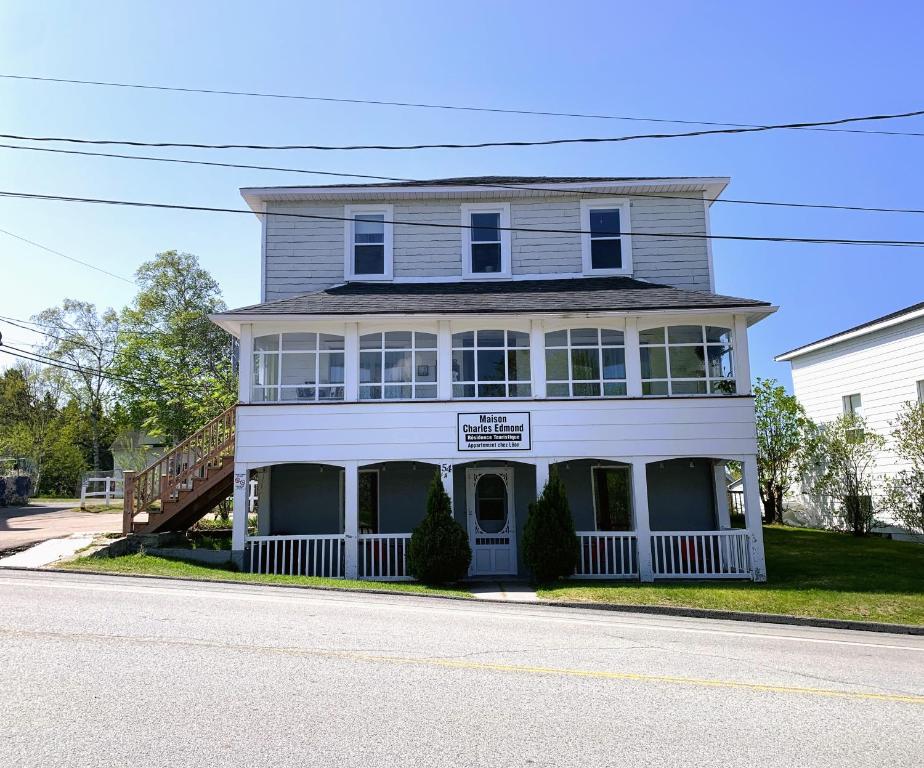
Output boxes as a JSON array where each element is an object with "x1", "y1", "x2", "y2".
[
  {"x1": 776, "y1": 301, "x2": 924, "y2": 529},
  {"x1": 122, "y1": 176, "x2": 776, "y2": 582}
]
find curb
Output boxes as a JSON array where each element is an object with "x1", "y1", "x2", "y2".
[{"x1": 8, "y1": 565, "x2": 923, "y2": 636}]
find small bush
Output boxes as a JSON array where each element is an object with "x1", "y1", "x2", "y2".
[
  {"x1": 407, "y1": 473, "x2": 471, "y2": 584},
  {"x1": 523, "y1": 470, "x2": 579, "y2": 582}
]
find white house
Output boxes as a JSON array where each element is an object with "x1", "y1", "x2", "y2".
[
  {"x1": 775, "y1": 301, "x2": 924, "y2": 529},
  {"x1": 122, "y1": 176, "x2": 776, "y2": 582}
]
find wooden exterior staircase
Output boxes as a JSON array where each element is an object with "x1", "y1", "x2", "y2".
[{"x1": 123, "y1": 406, "x2": 236, "y2": 534}]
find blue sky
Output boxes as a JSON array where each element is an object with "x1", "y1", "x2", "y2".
[{"x1": 1, "y1": 1, "x2": 922, "y2": 387}]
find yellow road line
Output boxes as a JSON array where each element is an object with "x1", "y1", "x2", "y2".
[{"x1": 3, "y1": 626, "x2": 922, "y2": 705}]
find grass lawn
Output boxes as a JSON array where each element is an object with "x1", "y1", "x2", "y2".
[
  {"x1": 56, "y1": 552, "x2": 472, "y2": 598},
  {"x1": 539, "y1": 527, "x2": 924, "y2": 626}
]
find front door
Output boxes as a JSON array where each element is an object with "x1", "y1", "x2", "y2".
[{"x1": 466, "y1": 467, "x2": 516, "y2": 576}]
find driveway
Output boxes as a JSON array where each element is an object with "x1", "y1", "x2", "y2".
[
  {"x1": 0, "y1": 570, "x2": 920, "y2": 767},
  {"x1": 0, "y1": 502, "x2": 121, "y2": 553}
]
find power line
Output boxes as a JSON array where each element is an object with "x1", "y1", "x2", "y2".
[
  {"x1": 3, "y1": 141, "x2": 924, "y2": 217},
  {"x1": 2, "y1": 188, "x2": 924, "y2": 248},
  {"x1": 0, "y1": 316, "x2": 121, "y2": 354},
  {"x1": 1, "y1": 72, "x2": 922, "y2": 137},
  {"x1": 3, "y1": 107, "x2": 924, "y2": 153},
  {"x1": 0, "y1": 313, "x2": 195, "y2": 340},
  {"x1": 0, "y1": 226, "x2": 136, "y2": 284},
  {"x1": 0, "y1": 344, "x2": 141, "y2": 386}
]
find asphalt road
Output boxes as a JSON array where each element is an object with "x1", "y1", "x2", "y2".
[
  {"x1": 0, "y1": 503, "x2": 120, "y2": 553},
  {"x1": 1, "y1": 571, "x2": 921, "y2": 768}
]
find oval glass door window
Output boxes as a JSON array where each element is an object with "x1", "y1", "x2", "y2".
[{"x1": 475, "y1": 473, "x2": 508, "y2": 533}]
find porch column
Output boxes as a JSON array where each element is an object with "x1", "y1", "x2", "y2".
[
  {"x1": 534, "y1": 458, "x2": 550, "y2": 498},
  {"x1": 343, "y1": 462, "x2": 359, "y2": 578},
  {"x1": 344, "y1": 322, "x2": 359, "y2": 402},
  {"x1": 741, "y1": 455, "x2": 767, "y2": 582},
  {"x1": 625, "y1": 318, "x2": 642, "y2": 397},
  {"x1": 238, "y1": 323, "x2": 253, "y2": 404},
  {"x1": 630, "y1": 459, "x2": 654, "y2": 582},
  {"x1": 733, "y1": 315, "x2": 752, "y2": 396},
  {"x1": 440, "y1": 462, "x2": 454, "y2": 515},
  {"x1": 529, "y1": 319, "x2": 547, "y2": 399},
  {"x1": 437, "y1": 320, "x2": 452, "y2": 400},
  {"x1": 231, "y1": 462, "x2": 249, "y2": 565},
  {"x1": 713, "y1": 460, "x2": 731, "y2": 529}
]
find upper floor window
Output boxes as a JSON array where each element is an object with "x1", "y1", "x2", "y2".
[
  {"x1": 462, "y1": 203, "x2": 511, "y2": 279},
  {"x1": 345, "y1": 205, "x2": 393, "y2": 280},
  {"x1": 917, "y1": 380, "x2": 924, "y2": 405},
  {"x1": 640, "y1": 325, "x2": 735, "y2": 396},
  {"x1": 359, "y1": 331, "x2": 438, "y2": 400},
  {"x1": 580, "y1": 199, "x2": 633, "y2": 275},
  {"x1": 452, "y1": 329, "x2": 530, "y2": 398},
  {"x1": 252, "y1": 332, "x2": 345, "y2": 402},
  {"x1": 545, "y1": 327, "x2": 627, "y2": 397},
  {"x1": 842, "y1": 392, "x2": 865, "y2": 442}
]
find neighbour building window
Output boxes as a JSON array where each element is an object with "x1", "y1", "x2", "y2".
[
  {"x1": 252, "y1": 332, "x2": 345, "y2": 402},
  {"x1": 452, "y1": 329, "x2": 531, "y2": 398},
  {"x1": 580, "y1": 199, "x2": 633, "y2": 275},
  {"x1": 843, "y1": 393, "x2": 865, "y2": 442},
  {"x1": 592, "y1": 466, "x2": 632, "y2": 531},
  {"x1": 545, "y1": 327, "x2": 627, "y2": 397},
  {"x1": 917, "y1": 380, "x2": 924, "y2": 404},
  {"x1": 359, "y1": 331, "x2": 438, "y2": 400},
  {"x1": 462, "y1": 203, "x2": 511, "y2": 278},
  {"x1": 640, "y1": 325, "x2": 735, "y2": 396},
  {"x1": 345, "y1": 205, "x2": 393, "y2": 280}
]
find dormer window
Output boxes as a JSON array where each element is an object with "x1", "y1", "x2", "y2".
[
  {"x1": 462, "y1": 202, "x2": 511, "y2": 279},
  {"x1": 580, "y1": 199, "x2": 633, "y2": 276},
  {"x1": 345, "y1": 205, "x2": 393, "y2": 280}
]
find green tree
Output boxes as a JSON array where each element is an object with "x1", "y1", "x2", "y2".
[
  {"x1": 114, "y1": 251, "x2": 236, "y2": 443},
  {"x1": 407, "y1": 473, "x2": 471, "y2": 583},
  {"x1": 0, "y1": 364, "x2": 61, "y2": 490},
  {"x1": 522, "y1": 470, "x2": 579, "y2": 582},
  {"x1": 806, "y1": 415, "x2": 886, "y2": 535},
  {"x1": 754, "y1": 378, "x2": 812, "y2": 524},
  {"x1": 32, "y1": 299, "x2": 120, "y2": 472},
  {"x1": 882, "y1": 401, "x2": 924, "y2": 533}
]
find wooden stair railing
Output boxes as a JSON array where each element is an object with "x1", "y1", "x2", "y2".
[{"x1": 122, "y1": 405, "x2": 237, "y2": 534}]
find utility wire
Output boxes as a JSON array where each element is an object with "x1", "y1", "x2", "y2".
[
  {"x1": 3, "y1": 107, "x2": 924, "y2": 152},
  {"x1": 0, "y1": 226, "x2": 136, "y2": 283},
  {"x1": 1, "y1": 72, "x2": 922, "y2": 137},
  {"x1": 2, "y1": 188, "x2": 924, "y2": 248},
  {"x1": 3, "y1": 141, "x2": 924, "y2": 216},
  {"x1": 0, "y1": 344, "x2": 141, "y2": 386},
  {"x1": 0, "y1": 316, "x2": 121, "y2": 354}
]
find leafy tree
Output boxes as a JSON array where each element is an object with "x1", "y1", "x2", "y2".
[
  {"x1": 754, "y1": 378, "x2": 812, "y2": 524},
  {"x1": 522, "y1": 470, "x2": 579, "y2": 582},
  {"x1": 407, "y1": 473, "x2": 471, "y2": 583},
  {"x1": 881, "y1": 401, "x2": 924, "y2": 533},
  {"x1": 806, "y1": 415, "x2": 886, "y2": 535},
  {"x1": 32, "y1": 299, "x2": 120, "y2": 472},
  {"x1": 113, "y1": 251, "x2": 236, "y2": 443},
  {"x1": 0, "y1": 364, "x2": 61, "y2": 491}
]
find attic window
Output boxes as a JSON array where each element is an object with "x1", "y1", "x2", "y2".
[{"x1": 345, "y1": 205, "x2": 393, "y2": 280}]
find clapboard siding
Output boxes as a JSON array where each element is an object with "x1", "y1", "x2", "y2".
[
  {"x1": 236, "y1": 397, "x2": 757, "y2": 465},
  {"x1": 791, "y1": 315, "x2": 924, "y2": 480},
  {"x1": 263, "y1": 194, "x2": 711, "y2": 300}
]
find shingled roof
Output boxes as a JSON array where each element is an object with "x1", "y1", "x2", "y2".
[{"x1": 217, "y1": 276, "x2": 771, "y2": 317}]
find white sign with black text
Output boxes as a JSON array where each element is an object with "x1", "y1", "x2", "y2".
[{"x1": 457, "y1": 412, "x2": 531, "y2": 451}]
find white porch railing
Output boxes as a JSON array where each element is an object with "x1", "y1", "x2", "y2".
[
  {"x1": 574, "y1": 532, "x2": 638, "y2": 578},
  {"x1": 650, "y1": 531, "x2": 751, "y2": 578},
  {"x1": 246, "y1": 534, "x2": 345, "y2": 578},
  {"x1": 358, "y1": 534, "x2": 412, "y2": 581}
]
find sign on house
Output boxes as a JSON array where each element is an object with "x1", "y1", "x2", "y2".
[{"x1": 457, "y1": 412, "x2": 531, "y2": 451}]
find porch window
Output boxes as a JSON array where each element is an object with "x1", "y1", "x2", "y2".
[
  {"x1": 359, "y1": 331, "x2": 438, "y2": 400},
  {"x1": 592, "y1": 466, "x2": 632, "y2": 531},
  {"x1": 452, "y1": 329, "x2": 531, "y2": 398},
  {"x1": 640, "y1": 325, "x2": 735, "y2": 396},
  {"x1": 252, "y1": 332, "x2": 345, "y2": 402},
  {"x1": 544, "y1": 327, "x2": 626, "y2": 397}
]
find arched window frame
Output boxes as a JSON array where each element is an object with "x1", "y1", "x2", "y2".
[
  {"x1": 638, "y1": 323, "x2": 736, "y2": 396},
  {"x1": 543, "y1": 324, "x2": 628, "y2": 398},
  {"x1": 450, "y1": 326, "x2": 532, "y2": 399},
  {"x1": 252, "y1": 331, "x2": 346, "y2": 402},
  {"x1": 358, "y1": 330, "x2": 439, "y2": 401}
]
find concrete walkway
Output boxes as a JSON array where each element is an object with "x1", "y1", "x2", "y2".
[
  {"x1": 0, "y1": 533, "x2": 96, "y2": 568},
  {"x1": 469, "y1": 581, "x2": 538, "y2": 602}
]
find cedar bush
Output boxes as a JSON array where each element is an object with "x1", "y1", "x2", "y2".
[
  {"x1": 523, "y1": 470, "x2": 579, "y2": 582},
  {"x1": 407, "y1": 473, "x2": 471, "y2": 583}
]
